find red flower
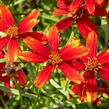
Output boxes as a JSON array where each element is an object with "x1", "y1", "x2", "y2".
[
  {"x1": 70, "y1": 75, "x2": 101, "y2": 106},
  {"x1": 71, "y1": 31, "x2": 109, "y2": 103},
  {"x1": 70, "y1": 0, "x2": 108, "y2": 14},
  {"x1": 0, "y1": 62, "x2": 27, "y2": 88},
  {"x1": 0, "y1": 5, "x2": 47, "y2": 63},
  {"x1": 18, "y1": 26, "x2": 88, "y2": 87},
  {"x1": 53, "y1": 0, "x2": 107, "y2": 39},
  {"x1": 71, "y1": 79, "x2": 101, "y2": 106},
  {"x1": 71, "y1": 72, "x2": 97, "y2": 103}
]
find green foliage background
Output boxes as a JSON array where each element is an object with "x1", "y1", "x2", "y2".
[{"x1": 0, "y1": 0, "x2": 109, "y2": 109}]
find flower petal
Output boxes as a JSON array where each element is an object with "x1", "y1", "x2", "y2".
[
  {"x1": 58, "y1": 62, "x2": 84, "y2": 84},
  {"x1": 48, "y1": 26, "x2": 59, "y2": 52},
  {"x1": 34, "y1": 64, "x2": 53, "y2": 87},
  {"x1": 92, "y1": 4, "x2": 107, "y2": 17},
  {"x1": 14, "y1": 69, "x2": 27, "y2": 87},
  {"x1": 22, "y1": 36, "x2": 50, "y2": 57},
  {"x1": 0, "y1": 63, "x2": 10, "y2": 84},
  {"x1": 55, "y1": 17, "x2": 73, "y2": 31},
  {"x1": 78, "y1": 83, "x2": 87, "y2": 102},
  {"x1": 71, "y1": 60, "x2": 85, "y2": 71},
  {"x1": 0, "y1": 69, "x2": 12, "y2": 88},
  {"x1": 70, "y1": 0, "x2": 84, "y2": 14},
  {"x1": 95, "y1": 98, "x2": 101, "y2": 106},
  {"x1": 6, "y1": 39, "x2": 19, "y2": 63},
  {"x1": 84, "y1": 72, "x2": 97, "y2": 103},
  {"x1": 102, "y1": 63, "x2": 109, "y2": 71},
  {"x1": 0, "y1": 5, "x2": 14, "y2": 31},
  {"x1": 0, "y1": 50, "x2": 5, "y2": 59},
  {"x1": 53, "y1": 9, "x2": 70, "y2": 16},
  {"x1": 96, "y1": 0, "x2": 108, "y2": 7},
  {"x1": 59, "y1": 44, "x2": 88, "y2": 61},
  {"x1": 0, "y1": 37, "x2": 9, "y2": 50},
  {"x1": 97, "y1": 50, "x2": 109, "y2": 64},
  {"x1": 86, "y1": 31, "x2": 97, "y2": 58},
  {"x1": 0, "y1": 74, "x2": 10, "y2": 84},
  {"x1": 85, "y1": 0, "x2": 96, "y2": 14},
  {"x1": 18, "y1": 10, "x2": 39, "y2": 34},
  {"x1": 18, "y1": 51, "x2": 48, "y2": 63},
  {"x1": 4, "y1": 78, "x2": 13, "y2": 88},
  {"x1": 71, "y1": 84, "x2": 78, "y2": 94},
  {"x1": 76, "y1": 16, "x2": 98, "y2": 39},
  {"x1": 99, "y1": 69, "x2": 109, "y2": 82},
  {"x1": 57, "y1": 0, "x2": 71, "y2": 9},
  {"x1": 20, "y1": 32, "x2": 47, "y2": 44}
]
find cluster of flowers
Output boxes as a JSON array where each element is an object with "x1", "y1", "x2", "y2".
[{"x1": 0, "y1": 0, "x2": 109, "y2": 106}]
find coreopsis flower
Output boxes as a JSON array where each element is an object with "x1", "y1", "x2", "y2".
[
  {"x1": 71, "y1": 76, "x2": 87, "y2": 102},
  {"x1": 70, "y1": 0, "x2": 108, "y2": 15},
  {"x1": 70, "y1": 31, "x2": 109, "y2": 103},
  {"x1": 18, "y1": 26, "x2": 88, "y2": 87},
  {"x1": 53, "y1": 0, "x2": 107, "y2": 39},
  {"x1": 71, "y1": 78, "x2": 101, "y2": 106},
  {"x1": 0, "y1": 5, "x2": 47, "y2": 63},
  {"x1": 0, "y1": 62, "x2": 27, "y2": 88},
  {"x1": 71, "y1": 72, "x2": 97, "y2": 103}
]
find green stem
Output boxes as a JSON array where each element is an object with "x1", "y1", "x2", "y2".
[
  {"x1": 36, "y1": 88, "x2": 41, "y2": 108},
  {"x1": 12, "y1": 78, "x2": 23, "y2": 108},
  {"x1": 0, "y1": 95, "x2": 8, "y2": 109},
  {"x1": 0, "y1": 85, "x2": 38, "y2": 99}
]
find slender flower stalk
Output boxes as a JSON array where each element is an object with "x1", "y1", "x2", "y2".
[{"x1": 0, "y1": 90, "x2": 10, "y2": 107}]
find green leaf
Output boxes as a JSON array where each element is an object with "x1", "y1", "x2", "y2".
[
  {"x1": 0, "y1": 85, "x2": 38, "y2": 99},
  {"x1": 50, "y1": 79, "x2": 68, "y2": 98}
]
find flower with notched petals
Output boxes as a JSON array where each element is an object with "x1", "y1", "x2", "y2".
[
  {"x1": 70, "y1": 31, "x2": 109, "y2": 103},
  {"x1": 18, "y1": 26, "x2": 88, "y2": 87},
  {"x1": 0, "y1": 5, "x2": 47, "y2": 63},
  {"x1": 53, "y1": 0, "x2": 107, "y2": 39}
]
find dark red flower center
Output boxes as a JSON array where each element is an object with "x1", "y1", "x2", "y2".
[
  {"x1": 5, "y1": 26, "x2": 19, "y2": 38},
  {"x1": 72, "y1": 9, "x2": 85, "y2": 20},
  {"x1": 48, "y1": 52, "x2": 63, "y2": 66},
  {"x1": 5, "y1": 63, "x2": 17, "y2": 75},
  {"x1": 84, "y1": 57, "x2": 102, "y2": 73}
]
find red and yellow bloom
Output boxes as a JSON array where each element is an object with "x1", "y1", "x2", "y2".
[
  {"x1": 18, "y1": 26, "x2": 88, "y2": 87},
  {"x1": 70, "y1": 0, "x2": 108, "y2": 15},
  {"x1": 0, "y1": 46, "x2": 27, "y2": 88},
  {"x1": 0, "y1": 62, "x2": 27, "y2": 88},
  {"x1": 71, "y1": 31, "x2": 109, "y2": 103},
  {"x1": 53, "y1": 0, "x2": 107, "y2": 39},
  {"x1": 0, "y1": 5, "x2": 47, "y2": 63},
  {"x1": 71, "y1": 72, "x2": 97, "y2": 103},
  {"x1": 71, "y1": 78, "x2": 101, "y2": 106}
]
